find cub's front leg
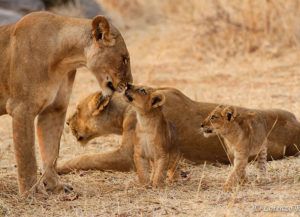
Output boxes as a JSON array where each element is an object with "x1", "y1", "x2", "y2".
[
  {"x1": 224, "y1": 150, "x2": 248, "y2": 191},
  {"x1": 256, "y1": 145, "x2": 268, "y2": 181},
  {"x1": 133, "y1": 148, "x2": 151, "y2": 186},
  {"x1": 152, "y1": 154, "x2": 169, "y2": 188}
]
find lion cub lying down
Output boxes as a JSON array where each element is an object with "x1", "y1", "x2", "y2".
[
  {"x1": 200, "y1": 105, "x2": 300, "y2": 191},
  {"x1": 124, "y1": 84, "x2": 179, "y2": 187}
]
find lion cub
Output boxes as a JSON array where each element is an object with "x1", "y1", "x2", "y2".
[
  {"x1": 200, "y1": 105, "x2": 295, "y2": 191},
  {"x1": 124, "y1": 84, "x2": 179, "y2": 187}
]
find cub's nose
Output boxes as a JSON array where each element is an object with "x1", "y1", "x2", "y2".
[
  {"x1": 200, "y1": 123, "x2": 204, "y2": 128},
  {"x1": 77, "y1": 136, "x2": 84, "y2": 141}
]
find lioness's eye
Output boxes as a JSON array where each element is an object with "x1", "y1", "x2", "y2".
[
  {"x1": 211, "y1": 115, "x2": 218, "y2": 120},
  {"x1": 138, "y1": 89, "x2": 147, "y2": 95}
]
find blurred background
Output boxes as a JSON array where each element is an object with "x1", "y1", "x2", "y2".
[
  {"x1": 1, "y1": 0, "x2": 300, "y2": 109},
  {"x1": 2, "y1": 0, "x2": 300, "y2": 58}
]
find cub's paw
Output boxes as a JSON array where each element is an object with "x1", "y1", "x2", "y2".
[{"x1": 223, "y1": 182, "x2": 234, "y2": 192}]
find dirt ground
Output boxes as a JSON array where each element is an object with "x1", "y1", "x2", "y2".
[{"x1": 1, "y1": 1, "x2": 300, "y2": 216}]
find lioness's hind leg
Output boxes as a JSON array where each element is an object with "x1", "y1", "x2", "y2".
[{"x1": 37, "y1": 71, "x2": 75, "y2": 193}]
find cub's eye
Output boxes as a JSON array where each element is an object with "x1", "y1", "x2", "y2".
[
  {"x1": 138, "y1": 89, "x2": 147, "y2": 95},
  {"x1": 210, "y1": 115, "x2": 218, "y2": 120}
]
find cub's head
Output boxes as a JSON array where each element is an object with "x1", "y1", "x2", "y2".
[
  {"x1": 200, "y1": 105, "x2": 238, "y2": 137},
  {"x1": 67, "y1": 92, "x2": 115, "y2": 145},
  {"x1": 86, "y1": 16, "x2": 132, "y2": 96},
  {"x1": 124, "y1": 84, "x2": 165, "y2": 113}
]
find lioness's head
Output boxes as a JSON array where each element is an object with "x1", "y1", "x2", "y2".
[
  {"x1": 86, "y1": 16, "x2": 132, "y2": 96},
  {"x1": 200, "y1": 105, "x2": 238, "y2": 137},
  {"x1": 124, "y1": 84, "x2": 166, "y2": 113},
  {"x1": 67, "y1": 91, "x2": 118, "y2": 145}
]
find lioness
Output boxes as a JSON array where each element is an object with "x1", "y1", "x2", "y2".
[
  {"x1": 0, "y1": 11, "x2": 132, "y2": 194},
  {"x1": 57, "y1": 88, "x2": 300, "y2": 174},
  {"x1": 124, "y1": 84, "x2": 180, "y2": 187},
  {"x1": 200, "y1": 105, "x2": 300, "y2": 191}
]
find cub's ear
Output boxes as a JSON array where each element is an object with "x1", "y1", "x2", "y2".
[
  {"x1": 221, "y1": 106, "x2": 237, "y2": 121},
  {"x1": 151, "y1": 93, "x2": 166, "y2": 108},
  {"x1": 92, "y1": 16, "x2": 115, "y2": 46}
]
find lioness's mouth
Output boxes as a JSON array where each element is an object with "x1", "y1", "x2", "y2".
[
  {"x1": 124, "y1": 91, "x2": 134, "y2": 102},
  {"x1": 107, "y1": 81, "x2": 116, "y2": 92}
]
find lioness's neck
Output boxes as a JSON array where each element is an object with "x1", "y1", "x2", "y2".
[{"x1": 54, "y1": 18, "x2": 92, "y2": 72}]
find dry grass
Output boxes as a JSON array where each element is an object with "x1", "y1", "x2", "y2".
[{"x1": 1, "y1": 0, "x2": 300, "y2": 216}]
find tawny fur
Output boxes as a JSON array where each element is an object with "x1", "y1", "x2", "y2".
[
  {"x1": 201, "y1": 105, "x2": 300, "y2": 191},
  {"x1": 0, "y1": 11, "x2": 132, "y2": 195},
  {"x1": 57, "y1": 88, "x2": 300, "y2": 174}
]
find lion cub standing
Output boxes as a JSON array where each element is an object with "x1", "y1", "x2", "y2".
[
  {"x1": 124, "y1": 84, "x2": 179, "y2": 187},
  {"x1": 200, "y1": 105, "x2": 299, "y2": 191}
]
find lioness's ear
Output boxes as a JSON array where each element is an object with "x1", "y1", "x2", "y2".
[
  {"x1": 151, "y1": 93, "x2": 166, "y2": 108},
  {"x1": 88, "y1": 92, "x2": 102, "y2": 111},
  {"x1": 88, "y1": 92, "x2": 110, "y2": 116},
  {"x1": 93, "y1": 95, "x2": 110, "y2": 116},
  {"x1": 92, "y1": 16, "x2": 115, "y2": 46}
]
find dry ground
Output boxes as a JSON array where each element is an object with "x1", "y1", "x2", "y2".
[{"x1": 1, "y1": 0, "x2": 300, "y2": 216}]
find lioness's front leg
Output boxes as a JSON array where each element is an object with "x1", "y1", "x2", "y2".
[
  {"x1": 57, "y1": 126, "x2": 135, "y2": 174},
  {"x1": 224, "y1": 150, "x2": 248, "y2": 191},
  {"x1": 37, "y1": 71, "x2": 75, "y2": 192},
  {"x1": 11, "y1": 104, "x2": 38, "y2": 194}
]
